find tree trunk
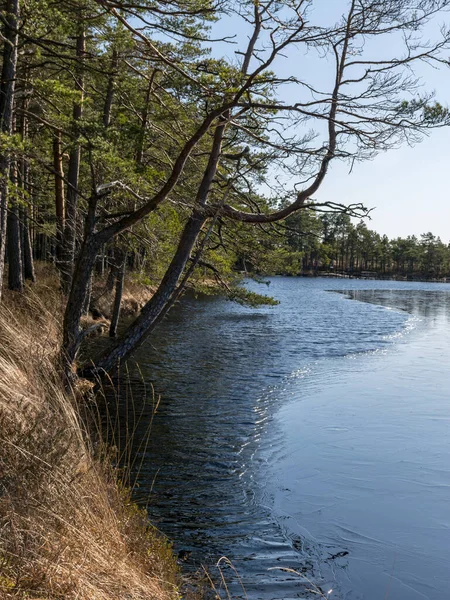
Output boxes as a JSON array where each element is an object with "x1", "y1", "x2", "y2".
[
  {"x1": 95, "y1": 213, "x2": 206, "y2": 372},
  {"x1": 109, "y1": 250, "x2": 125, "y2": 338},
  {"x1": 90, "y1": 116, "x2": 227, "y2": 374},
  {"x1": 62, "y1": 233, "x2": 102, "y2": 376},
  {"x1": 136, "y1": 70, "x2": 157, "y2": 165},
  {"x1": 95, "y1": 246, "x2": 105, "y2": 275},
  {"x1": 105, "y1": 262, "x2": 115, "y2": 293},
  {"x1": 83, "y1": 273, "x2": 92, "y2": 315},
  {"x1": 61, "y1": 19, "x2": 85, "y2": 293},
  {"x1": 7, "y1": 200, "x2": 23, "y2": 292},
  {"x1": 103, "y1": 48, "x2": 118, "y2": 128},
  {"x1": 53, "y1": 131, "x2": 65, "y2": 269},
  {"x1": 22, "y1": 208, "x2": 35, "y2": 281},
  {"x1": 0, "y1": 0, "x2": 19, "y2": 301},
  {"x1": 18, "y1": 107, "x2": 35, "y2": 283},
  {"x1": 61, "y1": 187, "x2": 103, "y2": 380}
]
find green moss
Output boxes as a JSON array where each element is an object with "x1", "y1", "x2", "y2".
[{"x1": 0, "y1": 574, "x2": 15, "y2": 591}]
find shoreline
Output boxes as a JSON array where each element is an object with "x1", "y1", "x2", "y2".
[
  {"x1": 253, "y1": 271, "x2": 450, "y2": 283},
  {"x1": 0, "y1": 269, "x2": 184, "y2": 600}
]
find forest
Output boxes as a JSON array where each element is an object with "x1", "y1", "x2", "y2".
[{"x1": 253, "y1": 210, "x2": 450, "y2": 279}]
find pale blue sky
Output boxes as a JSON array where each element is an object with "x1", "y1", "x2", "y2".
[
  {"x1": 318, "y1": 126, "x2": 450, "y2": 242},
  {"x1": 211, "y1": 2, "x2": 450, "y2": 242}
]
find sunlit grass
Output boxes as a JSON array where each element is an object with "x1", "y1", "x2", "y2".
[{"x1": 0, "y1": 270, "x2": 179, "y2": 600}]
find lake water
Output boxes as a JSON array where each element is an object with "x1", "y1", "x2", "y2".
[{"x1": 110, "y1": 278, "x2": 450, "y2": 599}]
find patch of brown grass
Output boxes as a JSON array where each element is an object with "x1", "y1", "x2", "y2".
[
  {"x1": 92, "y1": 276, "x2": 155, "y2": 321},
  {"x1": 0, "y1": 272, "x2": 179, "y2": 600}
]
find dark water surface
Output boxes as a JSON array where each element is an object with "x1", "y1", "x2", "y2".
[{"x1": 110, "y1": 278, "x2": 450, "y2": 599}]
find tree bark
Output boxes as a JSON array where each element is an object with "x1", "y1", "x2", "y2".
[
  {"x1": 103, "y1": 48, "x2": 118, "y2": 128},
  {"x1": 53, "y1": 131, "x2": 65, "y2": 269},
  {"x1": 136, "y1": 70, "x2": 157, "y2": 166},
  {"x1": 22, "y1": 208, "x2": 34, "y2": 281},
  {"x1": 7, "y1": 200, "x2": 23, "y2": 292},
  {"x1": 0, "y1": 0, "x2": 19, "y2": 301},
  {"x1": 61, "y1": 18, "x2": 85, "y2": 294},
  {"x1": 109, "y1": 249, "x2": 125, "y2": 338}
]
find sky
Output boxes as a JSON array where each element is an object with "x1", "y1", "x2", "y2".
[
  {"x1": 318, "y1": 127, "x2": 450, "y2": 242},
  {"x1": 210, "y1": 1, "x2": 450, "y2": 243}
]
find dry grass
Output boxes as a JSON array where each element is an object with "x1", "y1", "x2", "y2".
[
  {"x1": 0, "y1": 268, "x2": 179, "y2": 600},
  {"x1": 93, "y1": 276, "x2": 155, "y2": 321}
]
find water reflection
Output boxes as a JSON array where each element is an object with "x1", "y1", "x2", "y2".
[{"x1": 337, "y1": 289, "x2": 450, "y2": 319}]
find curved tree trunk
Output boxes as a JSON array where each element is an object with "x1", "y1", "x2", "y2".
[
  {"x1": 62, "y1": 196, "x2": 102, "y2": 379},
  {"x1": 89, "y1": 116, "x2": 228, "y2": 374},
  {"x1": 19, "y1": 106, "x2": 34, "y2": 283},
  {"x1": 62, "y1": 104, "x2": 229, "y2": 377}
]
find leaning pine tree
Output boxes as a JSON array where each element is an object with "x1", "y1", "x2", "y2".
[
  {"x1": 1, "y1": 0, "x2": 448, "y2": 382},
  {"x1": 70, "y1": 0, "x2": 450, "y2": 380}
]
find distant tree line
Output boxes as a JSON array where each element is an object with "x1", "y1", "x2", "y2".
[{"x1": 243, "y1": 210, "x2": 450, "y2": 280}]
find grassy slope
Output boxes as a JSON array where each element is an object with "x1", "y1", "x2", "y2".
[{"x1": 0, "y1": 267, "x2": 180, "y2": 600}]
